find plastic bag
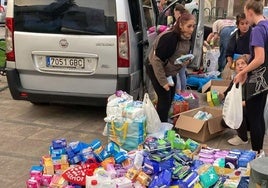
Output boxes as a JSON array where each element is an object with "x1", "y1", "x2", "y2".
[
  {"x1": 107, "y1": 117, "x2": 146, "y2": 151},
  {"x1": 222, "y1": 84, "x2": 243, "y2": 129},
  {"x1": 143, "y1": 93, "x2": 162, "y2": 134},
  {"x1": 203, "y1": 48, "x2": 220, "y2": 72}
]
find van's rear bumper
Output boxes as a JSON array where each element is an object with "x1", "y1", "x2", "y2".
[{"x1": 6, "y1": 69, "x2": 113, "y2": 106}]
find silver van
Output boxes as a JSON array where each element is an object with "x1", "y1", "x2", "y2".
[{"x1": 4, "y1": 0, "x2": 204, "y2": 106}]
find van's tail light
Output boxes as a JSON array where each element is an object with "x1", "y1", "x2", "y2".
[
  {"x1": 117, "y1": 22, "x2": 129, "y2": 67},
  {"x1": 6, "y1": 17, "x2": 15, "y2": 61}
]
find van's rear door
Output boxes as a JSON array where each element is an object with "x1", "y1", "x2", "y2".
[{"x1": 13, "y1": 0, "x2": 118, "y2": 96}]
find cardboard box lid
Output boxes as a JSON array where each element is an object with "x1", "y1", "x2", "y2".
[
  {"x1": 175, "y1": 106, "x2": 224, "y2": 134},
  {"x1": 202, "y1": 79, "x2": 231, "y2": 93}
]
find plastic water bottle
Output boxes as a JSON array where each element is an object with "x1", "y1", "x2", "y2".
[{"x1": 86, "y1": 169, "x2": 98, "y2": 188}]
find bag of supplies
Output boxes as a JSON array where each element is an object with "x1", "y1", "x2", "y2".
[{"x1": 107, "y1": 117, "x2": 146, "y2": 151}]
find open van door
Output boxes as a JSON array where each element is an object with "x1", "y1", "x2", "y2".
[
  {"x1": 138, "y1": 0, "x2": 158, "y2": 100},
  {"x1": 188, "y1": 0, "x2": 204, "y2": 69}
]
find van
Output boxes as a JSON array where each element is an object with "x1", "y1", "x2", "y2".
[{"x1": 4, "y1": 0, "x2": 204, "y2": 106}]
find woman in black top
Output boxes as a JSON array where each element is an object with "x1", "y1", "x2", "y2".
[{"x1": 225, "y1": 13, "x2": 252, "y2": 69}]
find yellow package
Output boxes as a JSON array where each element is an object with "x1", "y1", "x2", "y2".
[{"x1": 207, "y1": 91, "x2": 214, "y2": 107}]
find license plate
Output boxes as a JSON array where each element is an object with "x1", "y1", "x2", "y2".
[{"x1": 46, "y1": 56, "x2": 85, "y2": 69}]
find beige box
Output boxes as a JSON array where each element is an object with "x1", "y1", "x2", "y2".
[
  {"x1": 202, "y1": 79, "x2": 231, "y2": 94},
  {"x1": 175, "y1": 106, "x2": 225, "y2": 142}
]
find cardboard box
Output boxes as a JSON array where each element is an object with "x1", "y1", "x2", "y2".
[
  {"x1": 175, "y1": 106, "x2": 225, "y2": 142},
  {"x1": 202, "y1": 79, "x2": 231, "y2": 94}
]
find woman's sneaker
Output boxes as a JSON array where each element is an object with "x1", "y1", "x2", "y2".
[{"x1": 228, "y1": 135, "x2": 248, "y2": 146}]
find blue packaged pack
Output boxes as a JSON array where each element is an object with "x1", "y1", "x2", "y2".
[
  {"x1": 143, "y1": 157, "x2": 160, "y2": 175},
  {"x1": 52, "y1": 138, "x2": 67, "y2": 149}
]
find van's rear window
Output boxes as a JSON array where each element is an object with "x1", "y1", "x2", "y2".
[{"x1": 14, "y1": 0, "x2": 116, "y2": 35}]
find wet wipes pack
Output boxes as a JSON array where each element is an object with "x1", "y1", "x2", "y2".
[{"x1": 175, "y1": 54, "x2": 195, "y2": 65}]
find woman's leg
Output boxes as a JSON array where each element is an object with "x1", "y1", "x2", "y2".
[
  {"x1": 236, "y1": 107, "x2": 248, "y2": 142},
  {"x1": 246, "y1": 92, "x2": 267, "y2": 153},
  {"x1": 146, "y1": 64, "x2": 176, "y2": 122}
]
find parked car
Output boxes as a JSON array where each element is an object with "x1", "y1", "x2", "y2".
[
  {"x1": 264, "y1": 6, "x2": 268, "y2": 19},
  {"x1": 0, "y1": 0, "x2": 7, "y2": 23},
  {"x1": 185, "y1": 0, "x2": 199, "y2": 17},
  {"x1": 0, "y1": 6, "x2": 5, "y2": 23}
]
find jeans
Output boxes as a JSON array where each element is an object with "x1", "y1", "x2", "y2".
[
  {"x1": 218, "y1": 26, "x2": 236, "y2": 71},
  {"x1": 176, "y1": 66, "x2": 186, "y2": 92}
]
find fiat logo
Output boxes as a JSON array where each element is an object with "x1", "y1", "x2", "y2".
[{"x1": 59, "y1": 39, "x2": 69, "y2": 48}]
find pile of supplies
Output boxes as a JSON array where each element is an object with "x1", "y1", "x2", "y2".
[
  {"x1": 26, "y1": 133, "x2": 256, "y2": 188},
  {"x1": 25, "y1": 91, "x2": 259, "y2": 187}
]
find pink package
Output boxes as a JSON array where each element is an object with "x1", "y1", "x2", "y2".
[
  {"x1": 41, "y1": 174, "x2": 53, "y2": 186},
  {"x1": 26, "y1": 177, "x2": 40, "y2": 188},
  {"x1": 157, "y1": 25, "x2": 168, "y2": 33},
  {"x1": 199, "y1": 157, "x2": 214, "y2": 164},
  {"x1": 198, "y1": 152, "x2": 214, "y2": 159}
]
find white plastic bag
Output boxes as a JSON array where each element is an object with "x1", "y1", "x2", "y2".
[
  {"x1": 222, "y1": 83, "x2": 243, "y2": 129},
  {"x1": 204, "y1": 48, "x2": 220, "y2": 72},
  {"x1": 143, "y1": 93, "x2": 162, "y2": 133}
]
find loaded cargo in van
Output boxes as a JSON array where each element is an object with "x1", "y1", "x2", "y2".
[{"x1": 4, "y1": 0, "x2": 204, "y2": 106}]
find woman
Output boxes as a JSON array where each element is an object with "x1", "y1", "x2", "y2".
[
  {"x1": 146, "y1": 13, "x2": 195, "y2": 122},
  {"x1": 172, "y1": 4, "x2": 190, "y2": 95},
  {"x1": 222, "y1": 55, "x2": 250, "y2": 146},
  {"x1": 222, "y1": 12, "x2": 252, "y2": 80},
  {"x1": 234, "y1": 0, "x2": 268, "y2": 154}
]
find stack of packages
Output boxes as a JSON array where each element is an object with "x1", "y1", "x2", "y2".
[
  {"x1": 104, "y1": 90, "x2": 147, "y2": 152},
  {"x1": 26, "y1": 131, "x2": 255, "y2": 188},
  {"x1": 207, "y1": 89, "x2": 221, "y2": 107},
  {"x1": 25, "y1": 91, "x2": 256, "y2": 188}
]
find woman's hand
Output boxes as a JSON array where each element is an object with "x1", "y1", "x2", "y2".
[
  {"x1": 182, "y1": 59, "x2": 191, "y2": 66},
  {"x1": 234, "y1": 71, "x2": 247, "y2": 84},
  {"x1": 163, "y1": 83, "x2": 170, "y2": 91}
]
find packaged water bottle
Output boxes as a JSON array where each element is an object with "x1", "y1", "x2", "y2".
[
  {"x1": 166, "y1": 76, "x2": 174, "y2": 86},
  {"x1": 133, "y1": 151, "x2": 144, "y2": 170}
]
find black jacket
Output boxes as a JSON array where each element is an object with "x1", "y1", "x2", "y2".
[{"x1": 225, "y1": 27, "x2": 252, "y2": 58}]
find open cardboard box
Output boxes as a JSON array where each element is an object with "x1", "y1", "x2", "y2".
[
  {"x1": 202, "y1": 79, "x2": 231, "y2": 94},
  {"x1": 175, "y1": 106, "x2": 225, "y2": 143}
]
